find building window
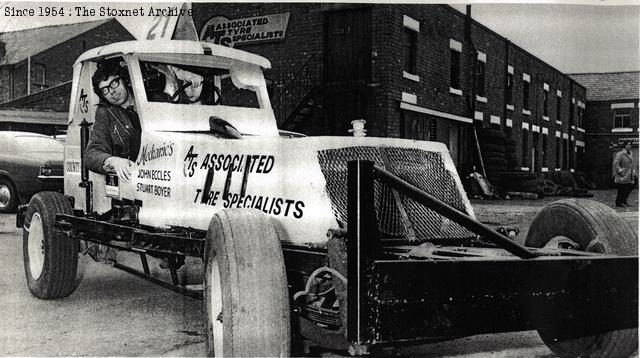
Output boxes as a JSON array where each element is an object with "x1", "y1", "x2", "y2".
[
  {"x1": 506, "y1": 72, "x2": 513, "y2": 106},
  {"x1": 449, "y1": 40, "x2": 462, "y2": 91},
  {"x1": 543, "y1": 87, "x2": 549, "y2": 117},
  {"x1": 577, "y1": 106, "x2": 584, "y2": 128},
  {"x1": 522, "y1": 129, "x2": 529, "y2": 167},
  {"x1": 404, "y1": 28, "x2": 417, "y2": 75},
  {"x1": 613, "y1": 109, "x2": 631, "y2": 129},
  {"x1": 542, "y1": 133, "x2": 548, "y2": 168},
  {"x1": 532, "y1": 131, "x2": 539, "y2": 171},
  {"x1": 449, "y1": 49, "x2": 461, "y2": 90},
  {"x1": 475, "y1": 52, "x2": 486, "y2": 98},
  {"x1": 556, "y1": 94, "x2": 562, "y2": 123},
  {"x1": 576, "y1": 146, "x2": 585, "y2": 171},
  {"x1": 562, "y1": 138, "x2": 569, "y2": 170},
  {"x1": 522, "y1": 76, "x2": 530, "y2": 111},
  {"x1": 555, "y1": 137, "x2": 561, "y2": 169},
  {"x1": 32, "y1": 63, "x2": 46, "y2": 86},
  {"x1": 505, "y1": 125, "x2": 512, "y2": 139}
]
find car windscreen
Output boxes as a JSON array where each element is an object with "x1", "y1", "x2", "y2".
[
  {"x1": 15, "y1": 136, "x2": 64, "y2": 152},
  {"x1": 140, "y1": 61, "x2": 260, "y2": 109}
]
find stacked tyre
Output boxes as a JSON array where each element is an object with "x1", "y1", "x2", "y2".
[
  {"x1": 504, "y1": 138, "x2": 518, "y2": 171},
  {"x1": 479, "y1": 129, "x2": 507, "y2": 186},
  {"x1": 491, "y1": 171, "x2": 539, "y2": 194}
]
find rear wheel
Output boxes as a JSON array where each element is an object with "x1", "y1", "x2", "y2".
[
  {"x1": 205, "y1": 209, "x2": 290, "y2": 357},
  {"x1": 526, "y1": 199, "x2": 638, "y2": 357},
  {"x1": 22, "y1": 192, "x2": 80, "y2": 299},
  {"x1": 0, "y1": 178, "x2": 18, "y2": 213}
]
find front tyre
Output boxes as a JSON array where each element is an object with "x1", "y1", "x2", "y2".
[
  {"x1": 205, "y1": 209, "x2": 290, "y2": 357},
  {"x1": 22, "y1": 192, "x2": 80, "y2": 299},
  {"x1": 526, "y1": 199, "x2": 638, "y2": 357},
  {"x1": 0, "y1": 178, "x2": 18, "y2": 213}
]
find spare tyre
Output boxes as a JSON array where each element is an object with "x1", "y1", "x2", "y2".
[{"x1": 525, "y1": 199, "x2": 638, "y2": 358}]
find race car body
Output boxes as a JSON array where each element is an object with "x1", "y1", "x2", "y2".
[{"x1": 18, "y1": 40, "x2": 637, "y2": 358}]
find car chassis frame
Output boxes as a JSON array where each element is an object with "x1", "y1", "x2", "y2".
[{"x1": 17, "y1": 158, "x2": 638, "y2": 354}]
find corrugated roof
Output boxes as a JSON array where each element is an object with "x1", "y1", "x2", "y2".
[
  {"x1": 0, "y1": 19, "x2": 112, "y2": 65},
  {"x1": 0, "y1": 110, "x2": 67, "y2": 125},
  {"x1": 570, "y1": 72, "x2": 640, "y2": 102}
]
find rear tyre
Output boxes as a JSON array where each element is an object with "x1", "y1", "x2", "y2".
[
  {"x1": 205, "y1": 209, "x2": 290, "y2": 357},
  {"x1": 526, "y1": 199, "x2": 638, "y2": 357},
  {"x1": 0, "y1": 178, "x2": 18, "y2": 213},
  {"x1": 22, "y1": 192, "x2": 80, "y2": 299}
]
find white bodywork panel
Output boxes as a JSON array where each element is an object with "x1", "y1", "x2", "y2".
[{"x1": 64, "y1": 41, "x2": 473, "y2": 245}]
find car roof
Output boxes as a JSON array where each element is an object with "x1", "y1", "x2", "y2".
[
  {"x1": 75, "y1": 40, "x2": 271, "y2": 69},
  {"x1": 0, "y1": 131, "x2": 53, "y2": 138}
]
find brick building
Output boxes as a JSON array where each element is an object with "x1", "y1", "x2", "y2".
[
  {"x1": 570, "y1": 72, "x2": 640, "y2": 188},
  {"x1": 0, "y1": 19, "x2": 134, "y2": 112},
  {"x1": 192, "y1": 3, "x2": 586, "y2": 176}
]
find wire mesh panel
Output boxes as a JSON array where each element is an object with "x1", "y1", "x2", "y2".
[{"x1": 318, "y1": 146, "x2": 474, "y2": 242}]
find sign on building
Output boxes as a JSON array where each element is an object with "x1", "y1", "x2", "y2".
[
  {"x1": 617, "y1": 137, "x2": 639, "y2": 146},
  {"x1": 200, "y1": 13, "x2": 290, "y2": 47}
]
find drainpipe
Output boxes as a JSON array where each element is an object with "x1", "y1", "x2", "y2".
[
  {"x1": 9, "y1": 64, "x2": 14, "y2": 100},
  {"x1": 465, "y1": 5, "x2": 477, "y2": 119},
  {"x1": 27, "y1": 56, "x2": 31, "y2": 95},
  {"x1": 465, "y1": 5, "x2": 485, "y2": 176}
]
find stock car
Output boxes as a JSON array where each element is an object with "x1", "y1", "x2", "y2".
[{"x1": 0, "y1": 131, "x2": 64, "y2": 213}]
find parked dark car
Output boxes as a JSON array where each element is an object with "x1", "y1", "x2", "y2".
[{"x1": 0, "y1": 131, "x2": 64, "y2": 213}]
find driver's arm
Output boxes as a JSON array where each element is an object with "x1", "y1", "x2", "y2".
[
  {"x1": 149, "y1": 64, "x2": 178, "y2": 100},
  {"x1": 173, "y1": 66, "x2": 203, "y2": 88},
  {"x1": 84, "y1": 109, "x2": 113, "y2": 175}
]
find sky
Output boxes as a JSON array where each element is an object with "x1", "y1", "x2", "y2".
[{"x1": 0, "y1": 1, "x2": 638, "y2": 74}]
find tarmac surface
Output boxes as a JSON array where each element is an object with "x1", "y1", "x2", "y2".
[{"x1": 0, "y1": 189, "x2": 636, "y2": 357}]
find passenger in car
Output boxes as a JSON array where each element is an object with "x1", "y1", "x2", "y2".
[{"x1": 84, "y1": 59, "x2": 141, "y2": 182}]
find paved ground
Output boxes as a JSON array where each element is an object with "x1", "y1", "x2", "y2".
[
  {"x1": 0, "y1": 189, "x2": 636, "y2": 357},
  {"x1": 472, "y1": 189, "x2": 639, "y2": 243}
]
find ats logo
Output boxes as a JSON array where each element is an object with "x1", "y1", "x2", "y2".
[{"x1": 199, "y1": 13, "x2": 290, "y2": 48}]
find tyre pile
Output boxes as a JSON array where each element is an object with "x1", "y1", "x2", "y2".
[{"x1": 478, "y1": 128, "x2": 595, "y2": 199}]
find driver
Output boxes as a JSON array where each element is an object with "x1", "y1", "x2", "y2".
[
  {"x1": 150, "y1": 63, "x2": 217, "y2": 105},
  {"x1": 84, "y1": 59, "x2": 141, "y2": 183}
]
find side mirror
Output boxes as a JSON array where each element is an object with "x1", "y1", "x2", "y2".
[{"x1": 209, "y1": 116, "x2": 242, "y2": 139}]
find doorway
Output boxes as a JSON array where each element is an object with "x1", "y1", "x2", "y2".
[{"x1": 324, "y1": 7, "x2": 372, "y2": 135}]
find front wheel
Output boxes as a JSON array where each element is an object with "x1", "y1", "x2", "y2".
[
  {"x1": 22, "y1": 192, "x2": 81, "y2": 299},
  {"x1": 526, "y1": 199, "x2": 638, "y2": 357},
  {"x1": 205, "y1": 209, "x2": 290, "y2": 357},
  {"x1": 0, "y1": 178, "x2": 18, "y2": 213}
]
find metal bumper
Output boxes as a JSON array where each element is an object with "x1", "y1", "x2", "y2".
[{"x1": 351, "y1": 256, "x2": 637, "y2": 345}]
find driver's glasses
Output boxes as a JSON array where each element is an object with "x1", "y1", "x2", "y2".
[{"x1": 99, "y1": 77, "x2": 121, "y2": 96}]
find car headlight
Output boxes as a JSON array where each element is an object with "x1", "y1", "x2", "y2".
[{"x1": 39, "y1": 166, "x2": 53, "y2": 176}]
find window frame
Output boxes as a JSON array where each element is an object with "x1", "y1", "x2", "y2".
[
  {"x1": 521, "y1": 128, "x2": 529, "y2": 167},
  {"x1": 448, "y1": 49, "x2": 461, "y2": 91},
  {"x1": 613, "y1": 108, "x2": 632, "y2": 129},
  {"x1": 32, "y1": 63, "x2": 46, "y2": 86},
  {"x1": 556, "y1": 94, "x2": 562, "y2": 123},
  {"x1": 506, "y1": 72, "x2": 513, "y2": 106},
  {"x1": 543, "y1": 86, "x2": 549, "y2": 118},
  {"x1": 403, "y1": 27, "x2": 418, "y2": 76},
  {"x1": 475, "y1": 52, "x2": 486, "y2": 99},
  {"x1": 522, "y1": 73, "x2": 531, "y2": 111},
  {"x1": 555, "y1": 136, "x2": 562, "y2": 169}
]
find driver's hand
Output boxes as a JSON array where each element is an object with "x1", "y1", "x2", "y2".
[
  {"x1": 174, "y1": 67, "x2": 203, "y2": 88},
  {"x1": 103, "y1": 156, "x2": 134, "y2": 182}
]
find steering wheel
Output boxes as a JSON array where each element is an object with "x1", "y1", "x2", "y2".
[
  {"x1": 211, "y1": 85, "x2": 222, "y2": 105},
  {"x1": 170, "y1": 81, "x2": 192, "y2": 102}
]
